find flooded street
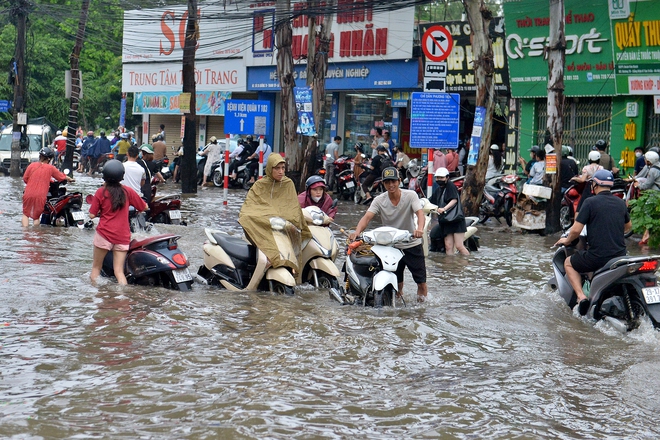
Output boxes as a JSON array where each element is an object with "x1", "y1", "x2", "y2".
[{"x1": 2, "y1": 174, "x2": 660, "y2": 439}]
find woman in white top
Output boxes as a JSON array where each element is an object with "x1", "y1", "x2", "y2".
[{"x1": 485, "y1": 144, "x2": 502, "y2": 180}]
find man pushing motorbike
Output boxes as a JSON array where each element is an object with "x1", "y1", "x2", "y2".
[
  {"x1": 239, "y1": 153, "x2": 312, "y2": 272},
  {"x1": 554, "y1": 170, "x2": 632, "y2": 315},
  {"x1": 349, "y1": 167, "x2": 428, "y2": 302}
]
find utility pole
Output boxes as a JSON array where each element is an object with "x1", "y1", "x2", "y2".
[
  {"x1": 9, "y1": 0, "x2": 29, "y2": 178},
  {"x1": 63, "y1": 0, "x2": 90, "y2": 174},
  {"x1": 545, "y1": 0, "x2": 566, "y2": 234},
  {"x1": 181, "y1": 0, "x2": 198, "y2": 194}
]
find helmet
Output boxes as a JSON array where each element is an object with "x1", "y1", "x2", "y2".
[
  {"x1": 434, "y1": 167, "x2": 449, "y2": 177},
  {"x1": 650, "y1": 146, "x2": 660, "y2": 154},
  {"x1": 39, "y1": 147, "x2": 54, "y2": 159},
  {"x1": 246, "y1": 135, "x2": 253, "y2": 141},
  {"x1": 645, "y1": 151, "x2": 659, "y2": 165},
  {"x1": 354, "y1": 142, "x2": 364, "y2": 152},
  {"x1": 102, "y1": 159, "x2": 125, "y2": 183},
  {"x1": 305, "y1": 175, "x2": 326, "y2": 190},
  {"x1": 561, "y1": 145, "x2": 570, "y2": 156},
  {"x1": 490, "y1": 144, "x2": 499, "y2": 151},
  {"x1": 568, "y1": 146, "x2": 574, "y2": 155},
  {"x1": 592, "y1": 169, "x2": 614, "y2": 187},
  {"x1": 209, "y1": 136, "x2": 217, "y2": 143},
  {"x1": 56, "y1": 130, "x2": 62, "y2": 136},
  {"x1": 529, "y1": 145, "x2": 540, "y2": 153},
  {"x1": 87, "y1": 130, "x2": 94, "y2": 136},
  {"x1": 100, "y1": 130, "x2": 106, "y2": 136},
  {"x1": 588, "y1": 151, "x2": 601, "y2": 162},
  {"x1": 595, "y1": 139, "x2": 607, "y2": 150}
]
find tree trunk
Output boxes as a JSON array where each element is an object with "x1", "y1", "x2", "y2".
[
  {"x1": 9, "y1": 0, "x2": 28, "y2": 178},
  {"x1": 460, "y1": 0, "x2": 495, "y2": 215},
  {"x1": 63, "y1": 0, "x2": 90, "y2": 175},
  {"x1": 181, "y1": 0, "x2": 198, "y2": 194},
  {"x1": 276, "y1": 0, "x2": 300, "y2": 179},
  {"x1": 300, "y1": 0, "x2": 334, "y2": 191},
  {"x1": 545, "y1": 0, "x2": 565, "y2": 234}
]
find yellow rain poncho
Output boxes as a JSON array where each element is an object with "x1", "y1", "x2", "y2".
[{"x1": 238, "y1": 153, "x2": 312, "y2": 271}]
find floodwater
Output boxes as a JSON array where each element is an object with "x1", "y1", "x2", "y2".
[{"x1": 2, "y1": 174, "x2": 660, "y2": 439}]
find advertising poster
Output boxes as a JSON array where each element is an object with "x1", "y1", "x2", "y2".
[
  {"x1": 467, "y1": 106, "x2": 486, "y2": 166},
  {"x1": 133, "y1": 91, "x2": 231, "y2": 115},
  {"x1": 545, "y1": 153, "x2": 557, "y2": 174},
  {"x1": 294, "y1": 86, "x2": 316, "y2": 136}
]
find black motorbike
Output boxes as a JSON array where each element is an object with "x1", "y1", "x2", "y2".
[
  {"x1": 102, "y1": 233, "x2": 193, "y2": 291},
  {"x1": 40, "y1": 179, "x2": 86, "y2": 228},
  {"x1": 549, "y1": 245, "x2": 660, "y2": 331}
]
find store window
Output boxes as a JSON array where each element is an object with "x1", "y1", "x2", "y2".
[
  {"x1": 316, "y1": 94, "x2": 333, "y2": 147},
  {"x1": 344, "y1": 93, "x2": 392, "y2": 152}
]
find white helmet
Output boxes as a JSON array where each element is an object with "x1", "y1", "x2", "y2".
[
  {"x1": 645, "y1": 151, "x2": 659, "y2": 165},
  {"x1": 490, "y1": 144, "x2": 499, "y2": 151},
  {"x1": 434, "y1": 167, "x2": 449, "y2": 177},
  {"x1": 588, "y1": 151, "x2": 601, "y2": 162}
]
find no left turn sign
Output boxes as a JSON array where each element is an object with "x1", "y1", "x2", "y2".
[{"x1": 422, "y1": 25, "x2": 453, "y2": 62}]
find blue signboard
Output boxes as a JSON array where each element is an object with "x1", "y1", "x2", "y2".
[
  {"x1": 467, "y1": 106, "x2": 486, "y2": 166},
  {"x1": 409, "y1": 92, "x2": 460, "y2": 149},
  {"x1": 248, "y1": 60, "x2": 419, "y2": 91},
  {"x1": 294, "y1": 87, "x2": 316, "y2": 136},
  {"x1": 224, "y1": 99, "x2": 271, "y2": 135},
  {"x1": 0, "y1": 100, "x2": 12, "y2": 112}
]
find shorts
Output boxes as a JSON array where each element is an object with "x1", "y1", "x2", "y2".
[
  {"x1": 395, "y1": 244, "x2": 427, "y2": 284},
  {"x1": 93, "y1": 231, "x2": 129, "y2": 252},
  {"x1": 569, "y1": 250, "x2": 619, "y2": 274}
]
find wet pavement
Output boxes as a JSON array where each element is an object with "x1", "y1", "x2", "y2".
[{"x1": 1, "y1": 174, "x2": 660, "y2": 439}]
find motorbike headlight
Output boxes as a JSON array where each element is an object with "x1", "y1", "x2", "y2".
[
  {"x1": 270, "y1": 217, "x2": 287, "y2": 231},
  {"x1": 312, "y1": 212, "x2": 325, "y2": 226},
  {"x1": 373, "y1": 231, "x2": 394, "y2": 245}
]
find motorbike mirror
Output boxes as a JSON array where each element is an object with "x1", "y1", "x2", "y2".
[
  {"x1": 361, "y1": 153, "x2": 366, "y2": 158},
  {"x1": 85, "y1": 194, "x2": 94, "y2": 204},
  {"x1": 62, "y1": 169, "x2": 70, "y2": 175},
  {"x1": 331, "y1": 198, "x2": 338, "y2": 208}
]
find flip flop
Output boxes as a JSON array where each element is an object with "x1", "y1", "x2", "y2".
[{"x1": 578, "y1": 298, "x2": 590, "y2": 316}]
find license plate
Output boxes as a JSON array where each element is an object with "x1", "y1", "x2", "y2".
[
  {"x1": 168, "y1": 210, "x2": 181, "y2": 220},
  {"x1": 642, "y1": 287, "x2": 660, "y2": 305},
  {"x1": 345, "y1": 181, "x2": 355, "y2": 188},
  {"x1": 71, "y1": 211, "x2": 85, "y2": 221},
  {"x1": 173, "y1": 267, "x2": 192, "y2": 283}
]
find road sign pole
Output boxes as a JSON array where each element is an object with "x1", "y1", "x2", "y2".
[
  {"x1": 427, "y1": 149, "x2": 434, "y2": 198},
  {"x1": 223, "y1": 134, "x2": 230, "y2": 205}
]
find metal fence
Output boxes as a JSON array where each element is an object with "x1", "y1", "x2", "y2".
[{"x1": 645, "y1": 99, "x2": 660, "y2": 150}]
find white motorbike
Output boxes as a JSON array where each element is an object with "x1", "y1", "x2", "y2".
[
  {"x1": 343, "y1": 227, "x2": 412, "y2": 308},
  {"x1": 196, "y1": 217, "x2": 300, "y2": 295},
  {"x1": 298, "y1": 206, "x2": 343, "y2": 303}
]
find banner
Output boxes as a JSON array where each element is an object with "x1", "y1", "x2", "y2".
[
  {"x1": 294, "y1": 87, "x2": 316, "y2": 136},
  {"x1": 467, "y1": 106, "x2": 486, "y2": 166},
  {"x1": 133, "y1": 91, "x2": 231, "y2": 115}
]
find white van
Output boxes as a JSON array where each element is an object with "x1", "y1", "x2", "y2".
[{"x1": 0, "y1": 123, "x2": 54, "y2": 173}]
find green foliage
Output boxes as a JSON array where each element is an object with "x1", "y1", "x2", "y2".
[
  {"x1": 0, "y1": 0, "x2": 139, "y2": 130},
  {"x1": 629, "y1": 190, "x2": 660, "y2": 248}
]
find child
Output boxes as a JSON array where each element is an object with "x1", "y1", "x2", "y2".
[{"x1": 88, "y1": 159, "x2": 147, "y2": 285}]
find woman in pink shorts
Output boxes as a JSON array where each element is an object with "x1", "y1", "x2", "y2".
[{"x1": 88, "y1": 160, "x2": 147, "y2": 285}]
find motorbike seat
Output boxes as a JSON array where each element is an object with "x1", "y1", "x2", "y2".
[
  {"x1": 485, "y1": 184, "x2": 500, "y2": 195},
  {"x1": 213, "y1": 233, "x2": 257, "y2": 263},
  {"x1": 349, "y1": 251, "x2": 379, "y2": 268},
  {"x1": 592, "y1": 256, "x2": 629, "y2": 277}
]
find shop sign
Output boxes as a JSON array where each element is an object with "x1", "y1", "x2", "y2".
[
  {"x1": 247, "y1": 60, "x2": 419, "y2": 91},
  {"x1": 132, "y1": 91, "x2": 232, "y2": 115},
  {"x1": 608, "y1": 0, "x2": 630, "y2": 20},
  {"x1": 503, "y1": 0, "x2": 615, "y2": 97},
  {"x1": 655, "y1": 95, "x2": 660, "y2": 114},
  {"x1": 122, "y1": 59, "x2": 245, "y2": 92},
  {"x1": 611, "y1": 1, "x2": 660, "y2": 94},
  {"x1": 246, "y1": 2, "x2": 414, "y2": 66},
  {"x1": 179, "y1": 93, "x2": 191, "y2": 114},
  {"x1": 224, "y1": 100, "x2": 271, "y2": 136},
  {"x1": 391, "y1": 91, "x2": 411, "y2": 107},
  {"x1": 409, "y1": 92, "x2": 460, "y2": 149},
  {"x1": 122, "y1": 4, "x2": 246, "y2": 63},
  {"x1": 419, "y1": 18, "x2": 509, "y2": 95},
  {"x1": 504, "y1": 98, "x2": 520, "y2": 174},
  {"x1": 467, "y1": 107, "x2": 486, "y2": 166},
  {"x1": 294, "y1": 87, "x2": 316, "y2": 136}
]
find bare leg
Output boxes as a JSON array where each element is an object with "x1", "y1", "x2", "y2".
[
  {"x1": 397, "y1": 282, "x2": 404, "y2": 297},
  {"x1": 91, "y1": 246, "x2": 108, "y2": 283},
  {"x1": 112, "y1": 250, "x2": 129, "y2": 285},
  {"x1": 453, "y1": 232, "x2": 470, "y2": 255},
  {"x1": 33, "y1": 218, "x2": 39, "y2": 226},
  {"x1": 444, "y1": 234, "x2": 455, "y2": 255},
  {"x1": 417, "y1": 283, "x2": 428, "y2": 302},
  {"x1": 21, "y1": 215, "x2": 30, "y2": 227},
  {"x1": 564, "y1": 257, "x2": 586, "y2": 302}
]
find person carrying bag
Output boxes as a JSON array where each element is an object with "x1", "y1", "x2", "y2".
[{"x1": 429, "y1": 167, "x2": 470, "y2": 255}]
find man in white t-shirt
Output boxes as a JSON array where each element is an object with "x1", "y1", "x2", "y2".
[
  {"x1": 324, "y1": 136, "x2": 341, "y2": 191},
  {"x1": 349, "y1": 166, "x2": 428, "y2": 302},
  {"x1": 121, "y1": 145, "x2": 146, "y2": 200}
]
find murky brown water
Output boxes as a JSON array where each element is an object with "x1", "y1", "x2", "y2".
[{"x1": 2, "y1": 174, "x2": 660, "y2": 439}]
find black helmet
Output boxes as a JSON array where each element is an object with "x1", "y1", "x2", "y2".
[
  {"x1": 595, "y1": 139, "x2": 607, "y2": 150},
  {"x1": 100, "y1": 130, "x2": 106, "y2": 136},
  {"x1": 39, "y1": 147, "x2": 54, "y2": 159},
  {"x1": 354, "y1": 142, "x2": 364, "y2": 152},
  {"x1": 305, "y1": 175, "x2": 326, "y2": 190},
  {"x1": 102, "y1": 159, "x2": 125, "y2": 183},
  {"x1": 246, "y1": 135, "x2": 253, "y2": 141}
]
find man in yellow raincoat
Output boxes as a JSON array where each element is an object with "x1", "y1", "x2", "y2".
[{"x1": 239, "y1": 153, "x2": 312, "y2": 271}]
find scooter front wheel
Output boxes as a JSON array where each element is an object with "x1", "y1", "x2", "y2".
[
  {"x1": 271, "y1": 281, "x2": 294, "y2": 296},
  {"x1": 212, "y1": 170, "x2": 223, "y2": 187},
  {"x1": 373, "y1": 285, "x2": 395, "y2": 308}
]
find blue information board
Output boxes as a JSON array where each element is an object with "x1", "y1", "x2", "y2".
[
  {"x1": 224, "y1": 99, "x2": 271, "y2": 135},
  {"x1": 0, "y1": 100, "x2": 12, "y2": 112},
  {"x1": 409, "y1": 92, "x2": 460, "y2": 149}
]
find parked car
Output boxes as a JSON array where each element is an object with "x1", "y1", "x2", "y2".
[{"x1": 0, "y1": 123, "x2": 55, "y2": 174}]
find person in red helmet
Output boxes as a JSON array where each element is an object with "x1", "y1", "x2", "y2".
[{"x1": 298, "y1": 175, "x2": 337, "y2": 219}]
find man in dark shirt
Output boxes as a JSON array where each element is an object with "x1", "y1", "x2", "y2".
[
  {"x1": 518, "y1": 145, "x2": 539, "y2": 181},
  {"x1": 554, "y1": 169, "x2": 631, "y2": 315},
  {"x1": 560, "y1": 145, "x2": 578, "y2": 192}
]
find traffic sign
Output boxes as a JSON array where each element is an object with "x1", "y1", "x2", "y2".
[
  {"x1": 224, "y1": 99, "x2": 271, "y2": 135},
  {"x1": 0, "y1": 100, "x2": 12, "y2": 112},
  {"x1": 421, "y1": 25, "x2": 453, "y2": 62},
  {"x1": 425, "y1": 62, "x2": 447, "y2": 77},
  {"x1": 409, "y1": 92, "x2": 460, "y2": 149},
  {"x1": 423, "y1": 77, "x2": 446, "y2": 93}
]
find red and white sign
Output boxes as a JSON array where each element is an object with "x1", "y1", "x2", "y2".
[
  {"x1": 245, "y1": 2, "x2": 414, "y2": 66},
  {"x1": 655, "y1": 95, "x2": 660, "y2": 114},
  {"x1": 122, "y1": 59, "x2": 245, "y2": 92},
  {"x1": 628, "y1": 76, "x2": 660, "y2": 95},
  {"x1": 422, "y1": 25, "x2": 453, "y2": 62}
]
